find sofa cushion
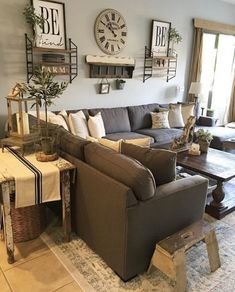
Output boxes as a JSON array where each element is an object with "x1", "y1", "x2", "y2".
[
  {"x1": 104, "y1": 131, "x2": 154, "y2": 143},
  {"x1": 84, "y1": 142, "x2": 156, "y2": 201},
  {"x1": 121, "y1": 142, "x2": 176, "y2": 185},
  {"x1": 57, "y1": 127, "x2": 90, "y2": 161},
  {"x1": 127, "y1": 103, "x2": 160, "y2": 131},
  {"x1": 136, "y1": 128, "x2": 183, "y2": 143},
  {"x1": 89, "y1": 107, "x2": 131, "y2": 134}
]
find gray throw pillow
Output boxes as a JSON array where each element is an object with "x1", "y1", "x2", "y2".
[
  {"x1": 84, "y1": 142, "x2": 156, "y2": 201},
  {"x1": 121, "y1": 142, "x2": 176, "y2": 186}
]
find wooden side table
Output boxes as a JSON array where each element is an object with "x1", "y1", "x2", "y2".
[
  {"x1": 0, "y1": 157, "x2": 75, "y2": 264},
  {"x1": 148, "y1": 220, "x2": 221, "y2": 292}
]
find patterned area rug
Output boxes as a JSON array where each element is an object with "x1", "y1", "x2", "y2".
[{"x1": 41, "y1": 212, "x2": 235, "y2": 292}]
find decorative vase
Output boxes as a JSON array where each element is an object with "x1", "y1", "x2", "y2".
[{"x1": 198, "y1": 140, "x2": 210, "y2": 153}]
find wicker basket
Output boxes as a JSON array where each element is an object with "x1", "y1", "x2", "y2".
[{"x1": 10, "y1": 202, "x2": 47, "y2": 243}]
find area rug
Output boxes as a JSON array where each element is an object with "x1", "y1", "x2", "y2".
[{"x1": 41, "y1": 212, "x2": 235, "y2": 292}]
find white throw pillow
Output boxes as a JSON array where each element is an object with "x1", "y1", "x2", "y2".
[
  {"x1": 151, "y1": 111, "x2": 170, "y2": 129},
  {"x1": 168, "y1": 104, "x2": 185, "y2": 128},
  {"x1": 181, "y1": 104, "x2": 195, "y2": 125},
  {"x1": 88, "y1": 112, "x2": 106, "y2": 138},
  {"x1": 49, "y1": 114, "x2": 69, "y2": 130},
  {"x1": 68, "y1": 110, "x2": 89, "y2": 138}
]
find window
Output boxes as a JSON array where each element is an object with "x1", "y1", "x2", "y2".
[{"x1": 200, "y1": 33, "x2": 235, "y2": 124}]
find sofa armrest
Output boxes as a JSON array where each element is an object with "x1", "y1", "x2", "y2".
[
  {"x1": 156, "y1": 175, "x2": 208, "y2": 201},
  {"x1": 196, "y1": 116, "x2": 218, "y2": 127}
]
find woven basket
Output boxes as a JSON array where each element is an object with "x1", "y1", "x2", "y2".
[{"x1": 10, "y1": 202, "x2": 47, "y2": 243}]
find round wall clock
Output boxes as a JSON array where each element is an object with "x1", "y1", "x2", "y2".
[{"x1": 94, "y1": 9, "x2": 128, "y2": 55}]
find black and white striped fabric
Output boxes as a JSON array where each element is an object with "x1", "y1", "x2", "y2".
[{"x1": 0, "y1": 147, "x2": 60, "y2": 208}]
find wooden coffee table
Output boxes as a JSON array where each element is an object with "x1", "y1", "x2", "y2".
[{"x1": 177, "y1": 148, "x2": 235, "y2": 219}]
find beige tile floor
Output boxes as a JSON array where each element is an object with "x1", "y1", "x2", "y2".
[{"x1": 0, "y1": 236, "x2": 83, "y2": 292}]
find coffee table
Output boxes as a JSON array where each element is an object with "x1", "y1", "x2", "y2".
[
  {"x1": 177, "y1": 148, "x2": 235, "y2": 219},
  {"x1": 223, "y1": 138, "x2": 235, "y2": 151}
]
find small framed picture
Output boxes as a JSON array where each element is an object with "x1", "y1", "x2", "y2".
[
  {"x1": 32, "y1": 0, "x2": 67, "y2": 49},
  {"x1": 99, "y1": 82, "x2": 110, "y2": 94},
  {"x1": 151, "y1": 20, "x2": 171, "y2": 57}
]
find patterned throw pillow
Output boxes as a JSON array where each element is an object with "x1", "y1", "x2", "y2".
[{"x1": 151, "y1": 111, "x2": 170, "y2": 129}]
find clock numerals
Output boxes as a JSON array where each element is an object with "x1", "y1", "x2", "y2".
[
  {"x1": 117, "y1": 17, "x2": 120, "y2": 23},
  {"x1": 100, "y1": 36, "x2": 105, "y2": 43},
  {"x1": 111, "y1": 13, "x2": 115, "y2": 21},
  {"x1": 105, "y1": 42, "x2": 109, "y2": 49},
  {"x1": 111, "y1": 44, "x2": 114, "y2": 52},
  {"x1": 117, "y1": 44, "x2": 120, "y2": 51},
  {"x1": 120, "y1": 39, "x2": 125, "y2": 45},
  {"x1": 120, "y1": 24, "x2": 126, "y2": 29},
  {"x1": 121, "y1": 32, "x2": 127, "y2": 37},
  {"x1": 100, "y1": 20, "x2": 106, "y2": 26},
  {"x1": 105, "y1": 14, "x2": 110, "y2": 22}
]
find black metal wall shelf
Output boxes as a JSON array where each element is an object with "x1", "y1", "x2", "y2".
[
  {"x1": 25, "y1": 34, "x2": 78, "y2": 83},
  {"x1": 143, "y1": 46, "x2": 177, "y2": 83}
]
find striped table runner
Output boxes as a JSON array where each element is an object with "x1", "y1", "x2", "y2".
[{"x1": 0, "y1": 147, "x2": 60, "y2": 208}]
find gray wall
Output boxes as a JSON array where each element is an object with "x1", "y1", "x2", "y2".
[{"x1": 0, "y1": 0, "x2": 235, "y2": 137}]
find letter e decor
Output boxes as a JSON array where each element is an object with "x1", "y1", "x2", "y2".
[
  {"x1": 32, "y1": 0, "x2": 66, "y2": 49},
  {"x1": 151, "y1": 20, "x2": 171, "y2": 57}
]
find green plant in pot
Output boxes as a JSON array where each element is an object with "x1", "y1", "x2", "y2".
[
  {"x1": 23, "y1": 4, "x2": 45, "y2": 46},
  {"x1": 22, "y1": 67, "x2": 68, "y2": 158},
  {"x1": 195, "y1": 128, "x2": 213, "y2": 153},
  {"x1": 168, "y1": 27, "x2": 182, "y2": 55}
]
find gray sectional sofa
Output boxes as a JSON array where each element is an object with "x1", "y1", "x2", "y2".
[{"x1": 65, "y1": 102, "x2": 235, "y2": 150}]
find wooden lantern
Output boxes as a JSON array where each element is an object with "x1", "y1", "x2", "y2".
[{"x1": 6, "y1": 84, "x2": 40, "y2": 141}]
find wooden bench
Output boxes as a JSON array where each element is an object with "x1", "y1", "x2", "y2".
[{"x1": 148, "y1": 220, "x2": 221, "y2": 292}]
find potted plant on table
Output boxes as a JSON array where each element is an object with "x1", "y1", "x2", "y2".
[
  {"x1": 195, "y1": 128, "x2": 213, "y2": 153},
  {"x1": 21, "y1": 67, "x2": 68, "y2": 160}
]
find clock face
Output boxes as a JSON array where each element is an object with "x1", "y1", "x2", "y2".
[{"x1": 94, "y1": 9, "x2": 128, "y2": 55}]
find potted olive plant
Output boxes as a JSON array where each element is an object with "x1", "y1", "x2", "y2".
[
  {"x1": 195, "y1": 128, "x2": 213, "y2": 153},
  {"x1": 168, "y1": 27, "x2": 182, "y2": 55},
  {"x1": 22, "y1": 67, "x2": 68, "y2": 157},
  {"x1": 23, "y1": 4, "x2": 45, "y2": 46}
]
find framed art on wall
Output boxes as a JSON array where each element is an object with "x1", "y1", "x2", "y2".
[
  {"x1": 99, "y1": 79, "x2": 110, "y2": 94},
  {"x1": 32, "y1": 0, "x2": 67, "y2": 49},
  {"x1": 151, "y1": 20, "x2": 171, "y2": 57}
]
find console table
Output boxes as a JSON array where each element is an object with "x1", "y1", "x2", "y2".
[
  {"x1": 177, "y1": 148, "x2": 235, "y2": 219},
  {"x1": 0, "y1": 156, "x2": 75, "y2": 264}
]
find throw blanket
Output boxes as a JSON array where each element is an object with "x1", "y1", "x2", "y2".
[{"x1": 0, "y1": 147, "x2": 60, "y2": 208}]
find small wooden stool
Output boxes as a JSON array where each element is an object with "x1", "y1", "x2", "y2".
[{"x1": 148, "y1": 220, "x2": 221, "y2": 292}]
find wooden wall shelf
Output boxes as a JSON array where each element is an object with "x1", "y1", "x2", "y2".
[{"x1": 86, "y1": 55, "x2": 135, "y2": 78}]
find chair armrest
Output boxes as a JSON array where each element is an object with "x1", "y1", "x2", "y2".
[{"x1": 196, "y1": 116, "x2": 218, "y2": 127}]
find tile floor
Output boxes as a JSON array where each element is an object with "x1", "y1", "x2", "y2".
[{"x1": 0, "y1": 236, "x2": 83, "y2": 292}]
